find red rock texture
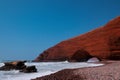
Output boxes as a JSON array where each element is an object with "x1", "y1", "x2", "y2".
[{"x1": 34, "y1": 16, "x2": 120, "y2": 62}]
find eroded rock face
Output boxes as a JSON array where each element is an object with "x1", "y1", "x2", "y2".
[{"x1": 35, "y1": 16, "x2": 120, "y2": 62}]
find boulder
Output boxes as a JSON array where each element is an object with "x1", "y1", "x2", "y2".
[
  {"x1": 0, "y1": 61, "x2": 26, "y2": 71},
  {"x1": 34, "y1": 16, "x2": 120, "y2": 62},
  {"x1": 0, "y1": 61, "x2": 37, "y2": 73},
  {"x1": 20, "y1": 66, "x2": 37, "y2": 73}
]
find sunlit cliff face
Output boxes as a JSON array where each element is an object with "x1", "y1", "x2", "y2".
[{"x1": 35, "y1": 16, "x2": 120, "y2": 62}]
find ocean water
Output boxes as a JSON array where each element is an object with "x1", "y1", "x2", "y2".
[{"x1": 0, "y1": 61, "x2": 104, "y2": 80}]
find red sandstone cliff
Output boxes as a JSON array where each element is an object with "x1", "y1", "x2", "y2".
[{"x1": 35, "y1": 16, "x2": 120, "y2": 62}]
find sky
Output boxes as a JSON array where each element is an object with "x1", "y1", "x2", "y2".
[{"x1": 0, "y1": 0, "x2": 120, "y2": 60}]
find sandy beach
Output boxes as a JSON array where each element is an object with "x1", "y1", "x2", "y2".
[{"x1": 32, "y1": 61, "x2": 120, "y2": 80}]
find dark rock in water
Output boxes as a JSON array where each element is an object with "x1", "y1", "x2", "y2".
[
  {"x1": 10, "y1": 61, "x2": 26, "y2": 70},
  {"x1": 0, "y1": 61, "x2": 26, "y2": 71},
  {"x1": 20, "y1": 66, "x2": 37, "y2": 73},
  {"x1": 0, "y1": 61, "x2": 37, "y2": 73},
  {"x1": 34, "y1": 16, "x2": 120, "y2": 62},
  {"x1": 0, "y1": 64, "x2": 15, "y2": 71},
  {"x1": 69, "y1": 50, "x2": 92, "y2": 62}
]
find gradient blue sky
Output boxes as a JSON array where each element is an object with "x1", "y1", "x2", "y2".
[{"x1": 0, "y1": 0, "x2": 120, "y2": 60}]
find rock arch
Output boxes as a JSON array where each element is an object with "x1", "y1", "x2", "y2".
[{"x1": 70, "y1": 49, "x2": 92, "y2": 62}]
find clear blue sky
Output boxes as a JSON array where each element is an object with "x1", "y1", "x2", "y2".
[{"x1": 0, "y1": 0, "x2": 120, "y2": 60}]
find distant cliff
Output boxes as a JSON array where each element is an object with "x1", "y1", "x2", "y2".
[{"x1": 34, "y1": 16, "x2": 120, "y2": 62}]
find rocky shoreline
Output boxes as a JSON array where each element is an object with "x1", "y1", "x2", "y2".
[{"x1": 32, "y1": 61, "x2": 120, "y2": 80}]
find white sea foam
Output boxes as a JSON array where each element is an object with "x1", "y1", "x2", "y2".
[
  {"x1": 0, "y1": 61, "x2": 104, "y2": 80},
  {"x1": 0, "y1": 63, "x2": 4, "y2": 67}
]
